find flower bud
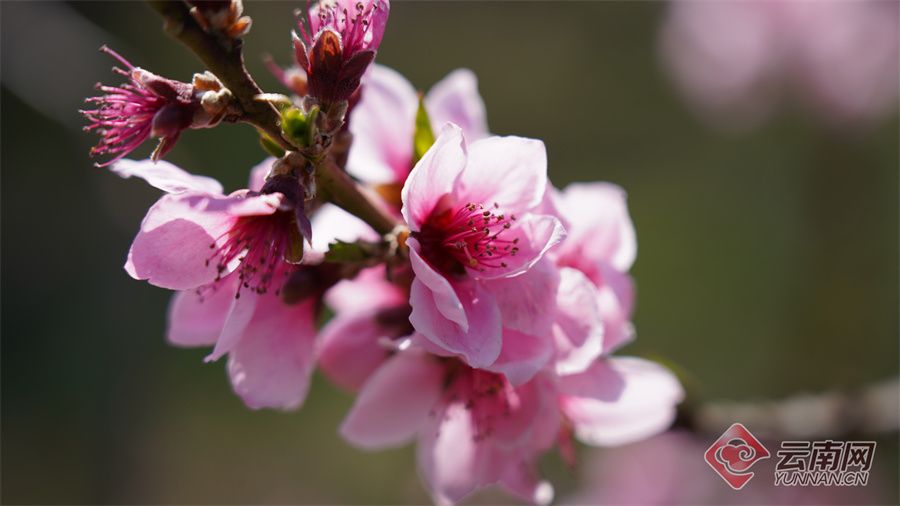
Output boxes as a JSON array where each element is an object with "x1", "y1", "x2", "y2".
[
  {"x1": 187, "y1": 0, "x2": 252, "y2": 38},
  {"x1": 294, "y1": 0, "x2": 390, "y2": 104}
]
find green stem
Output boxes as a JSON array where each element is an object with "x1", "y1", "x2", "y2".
[{"x1": 315, "y1": 158, "x2": 399, "y2": 236}]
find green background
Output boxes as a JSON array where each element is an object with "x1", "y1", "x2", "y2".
[{"x1": 2, "y1": 1, "x2": 897, "y2": 503}]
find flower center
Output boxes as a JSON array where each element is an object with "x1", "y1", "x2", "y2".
[
  {"x1": 450, "y1": 368, "x2": 521, "y2": 444},
  {"x1": 207, "y1": 210, "x2": 303, "y2": 298},
  {"x1": 417, "y1": 200, "x2": 520, "y2": 276}
]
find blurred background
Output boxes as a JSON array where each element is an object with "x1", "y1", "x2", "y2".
[{"x1": 1, "y1": 1, "x2": 897, "y2": 504}]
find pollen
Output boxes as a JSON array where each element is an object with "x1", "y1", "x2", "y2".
[
  {"x1": 207, "y1": 211, "x2": 300, "y2": 297},
  {"x1": 418, "y1": 201, "x2": 520, "y2": 275}
]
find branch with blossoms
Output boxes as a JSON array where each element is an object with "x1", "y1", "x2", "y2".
[{"x1": 82, "y1": 1, "x2": 688, "y2": 503}]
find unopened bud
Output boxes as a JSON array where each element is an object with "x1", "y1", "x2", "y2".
[{"x1": 187, "y1": 0, "x2": 252, "y2": 38}]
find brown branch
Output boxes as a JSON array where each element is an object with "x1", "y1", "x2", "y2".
[{"x1": 144, "y1": 0, "x2": 293, "y2": 152}]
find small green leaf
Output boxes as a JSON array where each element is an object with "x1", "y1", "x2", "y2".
[
  {"x1": 412, "y1": 94, "x2": 435, "y2": 166},
  {"x1": 281, "y1": 105, "x2": 319, "y2": 148},
  {"x1": 324, "y1": 240, "x2": 370, "y2": 263},
  {"x1": 258, "y1": 131, "x2": 286, "y2": 158}
]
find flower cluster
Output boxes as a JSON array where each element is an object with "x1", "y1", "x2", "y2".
[{"x1": 85, "y1": 1, "x2": 683, "y2": 503}]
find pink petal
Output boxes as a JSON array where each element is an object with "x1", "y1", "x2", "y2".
[
  {"x1": 558, "y1": 182, "x2": 637, "y2": 272},
  {"x1": 347, "y1": 64, "x2": 418, "y2": 184},
  {"x1": 324, "y1": 265, "x2": 406, "y2": 315},
  {"x1": 111, "y1": 158, "x2": 224, "y2": 195},
  {"x1": 557, "y1": 359, "x2": 624, "y2": 400},
  {"x1": 204, "y1": 289, "x2": 258, "y2": 362},
  {"x1": 166, "y1": 274, "x2": 240, "y2": 347},
  {"x1": 417, "y1": 400, "x2": 499, "y2": 504},
  {"x1": 489, "y1": 375, "x2": 552, "y2": 449},
  {"x1": 475, "y1": 214, "x2": 567, "y2": 280},
  {"x1": 339, "y1": 349, "x2": 444, "y2": 449},
  {"x1": 310, "y1": 203, "x2": 380, "y2": 256},
  {"x1": 560, "y1": 357, "x2": 684, "y2": 447},
  {"x1": 125, "y1": 193, "x2": 237, "y2": 290},
  {"x1": 226, "y1": 296, "x2": 317, "y2": 410},
  {"x1": 317, "y1": 311, "x2": 394, "y2": 392},
  {"x1": 457, "y1": 135, "x2": 548, "y2": 219},
  {"x1": 485, "y1": 328, "x2": 553, "y2": 387},
  {"x1": 124, "y1": 191, "x2": 284, "y2": 291},
  {"x1": 553, "y1": 268, "x2": 605, "y2": 376},
  {"x1": 408, "y1": 243, "x2": 466, "y2": 328},
  {"x1": 401, "y1": 123, "x2": 467, "y2": 231},
  {"x1": 597, "y1": 266, "x2": 636, "y2": 354},
  {"x1": 202, "y1": 190, "x2": 284, "y2": 217},
  {"x1": 408, "y1": 276, "x2": 502, "y2": 368},
  {"x1": 247, "y1": 157, "x2": 277, "y2": 192},
  {"x1": 499, "y1": 452, "x2": 554, "y2": 506},
  {"x1": 425, "y1": 68, "x2": 489, "y2": 141},
  {"x1": 484, "y1": 258, "x2": 560, "y2": 336}
]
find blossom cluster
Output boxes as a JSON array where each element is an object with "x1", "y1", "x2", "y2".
[{"x1": 84, "y1": 1, "x2": 683, "y2": 503}]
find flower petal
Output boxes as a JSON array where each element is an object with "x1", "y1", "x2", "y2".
[
  {"x1": 247, "y1": 157, "x2": 276, "y2": 192},
  {"x1": 401, "y1": 123, "x2": 467, "y2": 231},
  {"x1": 317, "y1": 311, "x2": 394, "y2": 392},
  {"x1": 166, "y1": 275, "x2": 239, "y2": 347},
  {"x1": 484, "y1": 258, "x2": 560, "y2": 336},
  {"x1": 204, "y1": 289, "x2": 258, "y2": 362},
  {"x1": 499, "y1": 452, "x2": 554, "y2": 506},
  {"x1": 425, "y1": 68, "x2": 489, "y2": 141},
  {"x1": 408, "y1": 242, "x2": 466, "y2": 328},
  {"x1": 339, "y1": 349, "x2": 444, "y2": 449},
  {"x1": 561, "y1": 357, "x2": 684, "y2": 447},
  {"x1": 347, "y1": 64, "x2": 418, "y2": 184},
  {"x1": 597, "y1": 266, "x2": 636, "y2": 354},
  {"x1": 485, "y1": 328, "x2": 553, "y2": 387},
  {"x1": 457, "y1": 135, "x2": 547, "y2": 218},
  {"x1": 408, "y1": 276, "x2": 502, "y2": 368},
  {"x1": 553, "y1": 268, "x2": 605, "y2": 376},
  {"x1": 226, "y1": 296, "x2": 317, "y2": 410},
  {"x1": 124, "y1": 193, "x2": 237, "y2": 290},
  {"x1": 558, "y1": 182, "x2": 637, "y2": 272},
  {"x1": 310, "y1": 203, "x2": 380, "y2": 255},
  {"x1": 111, "y1": 158, "x2": 224, "y2": 195},
  {"x1": 475, "y1": 214, "x2": 567, "y2": 280},
  {"x1": 417, "y1": 400, "x2": 499, "y2": 505}
]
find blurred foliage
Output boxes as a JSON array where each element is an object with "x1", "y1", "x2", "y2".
[{"x1": 1, "y1": 1, "x2": 897, "y2": 504}]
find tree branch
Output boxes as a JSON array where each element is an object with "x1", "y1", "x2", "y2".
[{"x1": 144, "y1": 0, "x2": 293, "y2": 152}]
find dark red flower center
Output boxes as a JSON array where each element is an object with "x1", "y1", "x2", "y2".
[{"x1": 416, "y1": 200, "x2": 520, "y2": 277}]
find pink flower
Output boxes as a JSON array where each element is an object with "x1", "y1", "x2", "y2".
[
  {"x1": 317, "y1": 264, "x2": 412, "y2": 392},
  {"x1": 294, "y1": 0, "x2": 390, "y2": 103},
  {"x1": 113, "y1": 157, "x2": 310, "y2": 294},
  {"x1": 339, "y1": 348, "x2": 682, "y2": 504},
  {"x1": 659, "y1": 0, "x2": 899, "y2": 130},
  {"x1": 339, "y1": 349, "x2": 559, "y2": 505},
  {"x1": 167, "y1": 264, "x2": 319, "y2": 410},
  {"x1": 401, "y1": 123, "x2": 566, "y2": 372},
  {"x1": 556, "y1": 356, "x2": 684, "y2": 448},
  {"x1": 82, "y1": 47, "x2": 225, "y2": 166},
  {"x1": 547, "y1": 182, "x2": 637, "y2": 355},
  {"x1": 346, "y1": 64, "x2": 489, "y2": 187}
]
